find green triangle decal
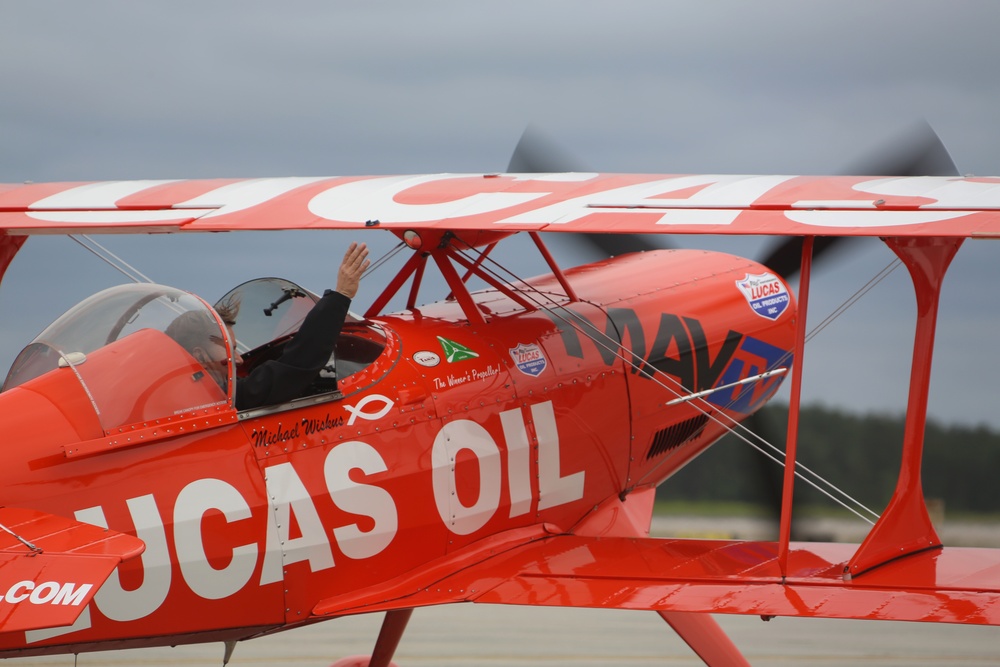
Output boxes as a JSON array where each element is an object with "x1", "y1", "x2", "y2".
[{"x1": 437, "y1": 336, "x2": 480, "y2": 362}]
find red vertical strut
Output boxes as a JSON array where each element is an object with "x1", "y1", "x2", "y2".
[
  {"x1": 432, "y1": 250, "x2": 486, "y2": 325},
  {"x1": 529, "y1": 232, "x2": 578, "y2": 301},
  {"x1": 0, "y1": 236, "x2": 26, "y2": 288},
  {"x1": 368, "y1": 608, "x2": 413, "y2": 667},
  {"x1": 366, "y1": 251, "x2": 426, "y2": 318},
  {"x1": 659, "y1": 611, "x2": 751, "y2": 666},
  {"x1": 846, "y1": 236, "x2": 962, "y2": 578},
  {"x1": 777, "y1": 236, "x2": 813, "y2": 579}
]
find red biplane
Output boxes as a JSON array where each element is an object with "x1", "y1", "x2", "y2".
[{"x1": 0, "y1": 170, "x2": 998, "y2": 666}]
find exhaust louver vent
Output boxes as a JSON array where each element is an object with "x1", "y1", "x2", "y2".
[{"x1": 646, "y1": 414, "x2": 709, "y2": 459}]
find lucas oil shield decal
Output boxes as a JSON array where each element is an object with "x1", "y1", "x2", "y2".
[
  {"x1": 736, "y1": 272, "x2": 789, "y2": 321},
  {"x1": 509, "y1": 343, "x2": 547, "y2": 377}
]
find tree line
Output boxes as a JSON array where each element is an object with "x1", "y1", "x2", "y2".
[{"x1": 655, "y1": 403, "x2": 1000, "y2": 517}]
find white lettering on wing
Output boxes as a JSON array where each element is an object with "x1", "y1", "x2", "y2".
[
  {"x1": 183, "y1": 177, "x2": 330, "y2": 218},
  {"x1": 788, "y1": 177, "x2": 1000, "y2": 228},
  {"x1": 786, "y1": 210, "x2": 968, "y2": 228},
  {"x1": 308, "y1": 174, "x2": 549, "y2": 224},
  {"x1": 29, "y1": 181, "x2": 178, "y2": 210},
  {"x1": 0, "y1": 581, "x2": 93, "y2": 606},
  {"x1": 26, "y1": 180, "x2": 196, "y2": 224},
  {"x1": 500, "y1": 175, "x2": 794, "y2": 227},
  {"x1": 26, "y1": 177, "x2": 328, "y2": 225}
]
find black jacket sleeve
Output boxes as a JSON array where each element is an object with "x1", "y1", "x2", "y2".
[{"x1": 235, "y1": 290, "x2": 351, "y2": 411}]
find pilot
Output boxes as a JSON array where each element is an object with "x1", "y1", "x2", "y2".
[{"x1": 167, "y1": 241, "x2": 369, "y2": 410}]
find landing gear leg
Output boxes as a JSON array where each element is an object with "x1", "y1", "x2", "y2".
[
  {"x1": 658, "y1": 611, "x2": 751, "y2": 667},
  {"x1": 330, "y1": 608, "x2": 414, "y2": 667}
]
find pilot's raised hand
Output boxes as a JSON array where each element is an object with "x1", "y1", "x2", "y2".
[{"x1": 335, "y1": 242, "x2": 370, "y2": 299}]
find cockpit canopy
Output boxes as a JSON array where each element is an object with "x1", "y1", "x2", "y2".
[
  {"x1": 2, "y1": 278, "x2": 391, "y2": 439},
  {"x1": 3, "y1": 283, "x2": 235, "y2": 434},
  {"x1": 216, "y1": 278, "x2": 387, "y2": 400},
  {"x1": 214, "y1": 277, "x2": 321, "y2": 355}
]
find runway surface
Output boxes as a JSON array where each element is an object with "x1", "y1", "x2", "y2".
[{"x1": 4, "y1": 604, "x2": 998, "y2": 666}]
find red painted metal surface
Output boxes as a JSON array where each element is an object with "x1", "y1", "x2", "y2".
[
  {"x1": 464, "y1": 535, "x2": 1000, "y2": 625},
  {"x1": 659, "y1": 611, "x2": 752, "y2": 667},
  {"x1": 0, "y1": 236, "x2": 26, "y2": 286},
  {"x1": 0, "y1": 172, "x2": 998, "y2": 662},
  {"x1": 0, "y1": 244, "x2": 797, "y2": 658},
  {"x1": 0, "y1": 508, "x2": 144, "y2": 633},
  {"x1": 309, "y1": 529, "x2": 1000, "y2": 626},
  {"x1": 1, "y1": 174, "x2": 999, "y2": 237},
  {"x1": 778, "y1": 236, "x2": 813, "y2": 578},
  {"x1": 846, "y1": 237, "x2": 963, "y2": 578}
]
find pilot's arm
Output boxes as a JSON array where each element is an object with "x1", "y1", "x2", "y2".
[{"x1": 234, "y1": 242, "x2": 369, "y2": 411}]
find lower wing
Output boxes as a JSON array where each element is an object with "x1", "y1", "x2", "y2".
[
  {"x1": 315, "y1": 529, "x2": 1000, "y2": 625},
  {"x1": 0, "y1": 507, "x2": 145, "y2": 634}
]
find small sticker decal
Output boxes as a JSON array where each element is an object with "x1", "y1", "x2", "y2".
[
  {"x1": 736, "y1": 272, "x2": 790, "y2": 320},
  {"x1": 343, "y1": 394, "x2": 395, "y2": 425},
  {"x1": 509, "y1": 343, "x2": 547, "y2": 377},
  {"x1": 412, "y1": 350, "x2": 441, "y2": 367},
  {"x1": 437, "y1": 336, "x2": 479, "y2": 362}
]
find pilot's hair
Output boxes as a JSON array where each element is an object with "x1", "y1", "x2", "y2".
[
  {"x1": 164, "y1": 310, "x2": 218, "y2": 355},
  {"x1": 166, "y1": 293, "x2": 241, "y2": 355},
  {"x1": 215, "y1": 294, "x2": 241, "y2": 327}
]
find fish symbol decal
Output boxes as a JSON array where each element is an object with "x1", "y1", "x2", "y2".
[{"x1": 344, "y1": 394, "x2": 395, "y2": 425}]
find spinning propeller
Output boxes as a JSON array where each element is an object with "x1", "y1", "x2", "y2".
[
  {"x1": 509, "y1": 120, "x2": 959, "y2": 279},
  {"x1": 506, "y1": 121, "x2": 960, "y2": 536}
]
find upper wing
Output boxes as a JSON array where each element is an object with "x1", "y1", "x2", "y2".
[
  {"x1": 0, "y1": 507, "x2": 144, "y2": 634},
  {"x1": 314, "y1": 530, "x2": 1000, "y2": 626},
  {"x1": 2, "y1": 174, "x2": 1000, "y2": 237}
]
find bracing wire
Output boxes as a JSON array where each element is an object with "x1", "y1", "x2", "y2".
[
  {"x1": 804, "y1": 259, "x2": 902, "y2": 344},
  {"x1": 447, "y1": 238, "x2": 891, "y2": 525},
  {"x1": 0, "y1": 521, "x2": 41, "y2": 553},
  {"x1": 65, "y1": 228, "x2": 892, "y2": 525},
  {"x1": 362, "y1": 241, "x2": 407, "y2": 278},
  {"x1": 70, "y1": 235, "x2": 154, "y2": 283},
  {"x1": 72, "y1": 233, "x2": 409, "y2": 290}
]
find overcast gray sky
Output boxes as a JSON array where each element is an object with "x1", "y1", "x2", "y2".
[{"x1": 2, "y1": 1, "x2": 999, "y2": 428}]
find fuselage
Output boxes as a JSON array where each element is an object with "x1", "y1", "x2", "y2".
[{"x1": 0, "y1": 248, "x2": 795, "y2": 656}]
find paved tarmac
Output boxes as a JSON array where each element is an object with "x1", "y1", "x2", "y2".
[{"x1": 4, "y1": 604, "x2": 998, "y2": 667}]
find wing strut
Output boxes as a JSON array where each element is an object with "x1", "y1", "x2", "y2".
[
  {"x1": 330, "y1": 608, "x2": 412, "y2": 667},
  {"x1": 529, "y1": 232, "x2": 578, "y2": 301},
  {"x1": 777, "y1": 236, "x2": 814, "y2": 578},
  {"x1": 845, "y1": 236, "x2": 962, "y2": 578},
  {"x1": 0, "y1": 235, "x2": 26, "y2": 288},
  {"x1": 364, "y1": 231, "x2": 577, "y2": 322},
  {"x1": 659, "y1": 611, "x2": 751, "y2": 667}
]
